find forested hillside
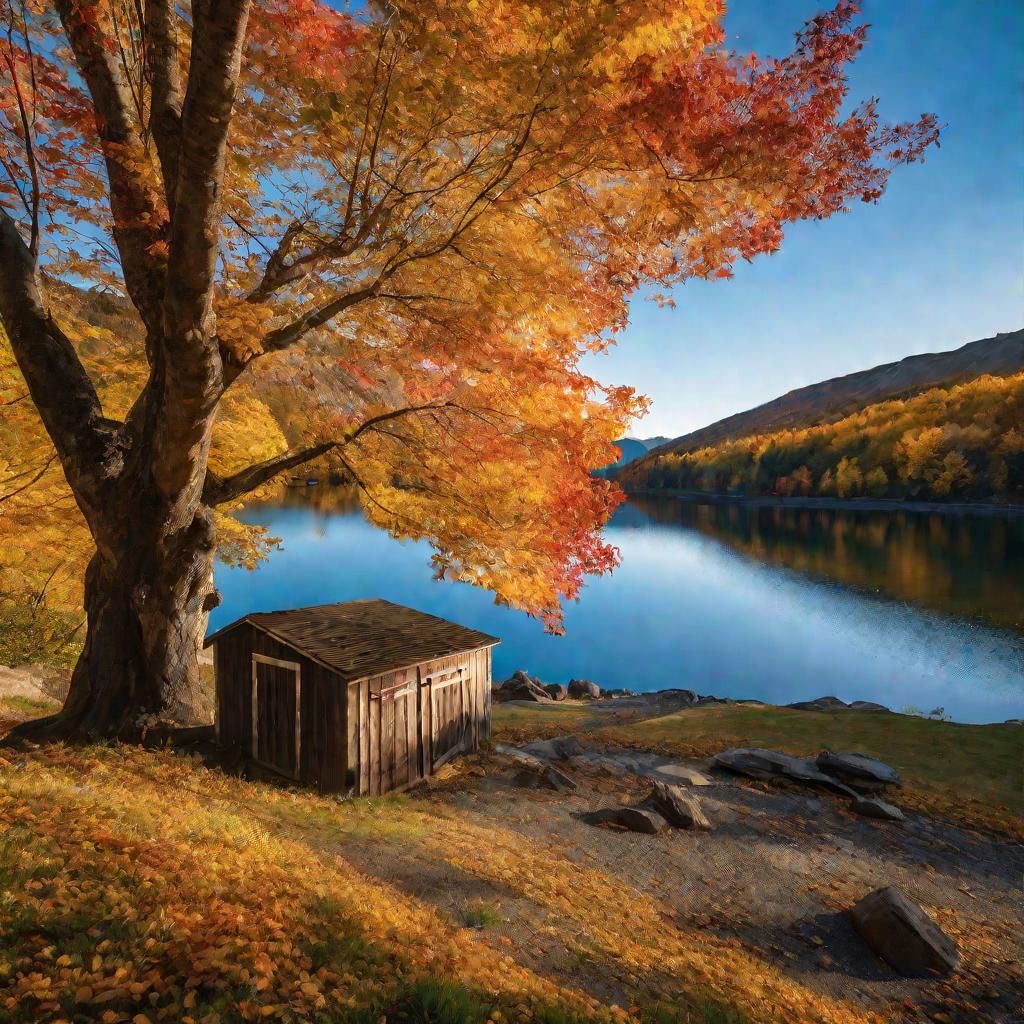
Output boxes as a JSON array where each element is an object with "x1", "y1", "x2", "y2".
[{"x1": 620, "y1": 373, "x2": 1024, "y2": 502}]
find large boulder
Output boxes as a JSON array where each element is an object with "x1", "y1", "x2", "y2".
[
  {"x1": 585, "y1": 806, "x2": 668, "y2": 834},
  {"x1": 646, "y1": 781, "x2": 711, "y2": 830},
  {"x1": 816, "y1": 751, "x2": 902, "y2": 789},
  {"x1": 543, "y1": 683, "x2": 567, "y2": 702},
  {"x1": 493, "y1": 670, "x2": 551, "y2": 703},
  {"x1": 848, "y1": 701, "x2": 889, "y2": 713},
  {"x1": 567, "y1": 678, "x2": 601, "y2": 700},
  {"x1": 787, "y1": 695, "x2": 848, "y2": 711},
  {"x1": 849, "y1": 887, "x2": 959, "y2": 977},
  {"x1": 657, "y1": 688, "x2": 698, "y2": 705},
  {"x1": 712, "y1": 747, "x2": 856, "y2": 794}
]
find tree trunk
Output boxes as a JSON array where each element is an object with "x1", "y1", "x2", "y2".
[{"x1": 15, "y1": 504, "x2": 220, "y2": 742}]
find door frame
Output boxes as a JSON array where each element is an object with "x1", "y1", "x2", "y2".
[
  {"x1": 251, "y1": 653, "x2": 302, "y2": 779},
  {"x1": 428, "y1": 666, "x2": 467, "y2": 771}
]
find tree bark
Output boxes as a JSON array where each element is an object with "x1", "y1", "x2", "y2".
[{"x1": 16, "y1": 503, "x2": 219, "y2": 742}]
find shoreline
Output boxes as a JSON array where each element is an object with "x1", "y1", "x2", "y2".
[
  {"x1": 493, "y1": 674, "x2": 1024, "y2": 727},
  {"x1": 622, "y1": 487, "x2": 1024, "y2": 517}
]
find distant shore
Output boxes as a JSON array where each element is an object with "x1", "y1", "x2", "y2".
[{"x1": 622, "y1": 487, "x2": 1024, "y2": 517}]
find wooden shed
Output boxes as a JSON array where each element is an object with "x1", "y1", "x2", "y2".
[{"x1": 205, "y1": 600, "x2": 499, "y2": 794}]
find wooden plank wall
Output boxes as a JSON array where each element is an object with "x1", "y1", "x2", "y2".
[
  {"x1": 213, "y1": 624, "x2": 348, "y2": 789},
  {"x1": 347, "y1": 644, "x2": 493, "y2": 796}
]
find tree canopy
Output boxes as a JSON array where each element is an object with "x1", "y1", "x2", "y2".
[{"x1": 0, "y1": 0, "x2": 938, "y2": 712}]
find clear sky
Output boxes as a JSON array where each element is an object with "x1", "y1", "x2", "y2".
[{"x1": 585, "y1": 0, "x2": 1024, "y2": 439}]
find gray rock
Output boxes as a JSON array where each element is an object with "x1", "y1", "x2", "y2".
[
  {"x1": 514, "y1": 764, "x2": 578, "y2": 793},
  {"x1": 787, "y1": 695, "x2": 848, "y2": 711},
  {"x1": 816, "y1": 751, "x2": 902, "y2": 788},
  {"x1": 712, "y1": 748, "x2": 856, "y2": 794},
  {"x1": 657, "y1": 688, "x2": 698, "y2": 704},
  {"x1": 650, "y1": 763, "x2": 714, "y2": 787},
  {"x1": 647, "y1": 781, "x2": 711, "y2": 830},
  {"x1": 522, "y1": 735, "x2": 585, "y2": 762},
  {"x1": 852, "y1": 797, "x2": 905, "y2": 821},
  {"x1": 567, "y1": 678, "x2": 601, "y2": 700},
  {"x1": 586, "y1": 806, "x2": 668, "y2": 834},
  {"x1": 493, "y1": 670, "x2": 552, "y2": 703},
  {"x1": 543, "y1": 683, "x2": 567, "y2": 701},
  {"x1": 849, "y1": 887, "x2": 959, "y2": 977}
]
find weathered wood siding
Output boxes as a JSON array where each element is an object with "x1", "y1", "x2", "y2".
[
  {"x1": 213, "y1": 623, "x2": 348, "y2": 789},
  {"x1": 346, "y1": 644, "x2": 494, "y2": 796}
]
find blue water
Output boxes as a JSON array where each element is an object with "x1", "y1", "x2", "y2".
[{"x1": 210, "y1": 493, "x2": 1024, "y2": 724}]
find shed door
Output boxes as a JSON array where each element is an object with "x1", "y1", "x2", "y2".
[
  {"x1": 377, "y1": 680, "x2": 422, "y2": 793},
  {"x1": 251, "y1": 654, "x2": 301, "y2": 779},
  {"x1": 429, "y1": 667, "x2": 468, "y2": 771}
]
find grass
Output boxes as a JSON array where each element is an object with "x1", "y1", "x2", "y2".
[
  {"x1": 461, "y1": 902, "x2": 502, "y2": 930},
  {"x1": 595, "y1": 705, "x2": 1024, "y2": 836},
  {"x1": 490, "y1": 702, "x2": 622, "y2": 744},
  {"x1": 0, "y1": 738, "x2": 888, "y2": 1024},
  {"x1": 0, "y1": 695, "x2": 58, "y2": 716}
]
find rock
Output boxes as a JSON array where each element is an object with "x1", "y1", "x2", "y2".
[
  {"x1": 651, "y1": 764, "x2": 714, "y2": 787},
  {"x1": 586, "y1": 806, "x2": 668, "y2": 834},
  {"x1": 657, "y1": 688, "x2": 698, "y2": 704},
  {"x1": 816, "y1": 751, "x2": 902, "y2": 789},
  {"x1": 522, "y1": 735, "x2": 585, "y2": 762},
  {"x1": 493, "y1": 670, "x2": 552, "y2": 703},
  {"x1": 849, "y1": 887, "x2": 959, "y2": 977},
  {"x1": 848, "y1": 701, "x2": 889, "y2": 713},
  {"x1": 852, "y1": 797, "x2": 905, "y2": 821},
  {"x1": 647, "y1": 781, "x2": 711, "y2": 830},
  {"x1": 543, "y1": 683, "x2": 567, "y2": 701},
  {"x1": 712, "y1": 748, "x2": 856, "y2": 794},
  {"x1": 492, "y1": 744, "x2": 548, "y2": 769},
  {"x1": 514, "y1": 764, "x2": 578, "y2": 793},
  {"x1": 787, "y1": 695, "x2": 848, "y2": 711},
  {"x1": 567, "y1": 678, "x2": 601, "y2": 700}
]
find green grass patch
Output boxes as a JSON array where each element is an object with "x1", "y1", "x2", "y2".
[
  {"x1": 460, "y1": 901, "x2": 502, "y2": 929},
  {"x1": 0, "y1": 695, "x2": 58, "y2": 716}
]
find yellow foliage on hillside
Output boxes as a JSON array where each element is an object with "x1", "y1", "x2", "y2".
[{"x1": 623, "y1": 374, "x2": 1024, "y2": 502}]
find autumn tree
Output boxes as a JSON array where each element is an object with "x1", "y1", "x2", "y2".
[{"x1": 0, "y1": 0, "x2": 938, "y2": 739}]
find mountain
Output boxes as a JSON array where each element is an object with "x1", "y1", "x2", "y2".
[
  {"x1": 604, "y1": 438, "x2": 649, "y2": 471},
  {"x1": 635, "y1": 435, "x2": 672, "y2": 450},
  {"x1": 650, "y1": 329, "x2": 1024, "y2": 456}
]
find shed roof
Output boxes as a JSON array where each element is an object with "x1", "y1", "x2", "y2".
[{"x1": 204, "y1": 599, "x2": 499, "y2": 682}]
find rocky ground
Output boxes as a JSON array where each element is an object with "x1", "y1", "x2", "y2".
[{"x1": 418, "y1": 738, "x2": 1023, "y2": 1024}]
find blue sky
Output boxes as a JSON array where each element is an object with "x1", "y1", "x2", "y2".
[{"x1": 585, "y1": 0, "x2": 1024, "y2": 439}]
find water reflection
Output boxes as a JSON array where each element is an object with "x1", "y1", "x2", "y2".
[{"x1": 631, "y1": 496, "x2": 1024, "y2": 632}]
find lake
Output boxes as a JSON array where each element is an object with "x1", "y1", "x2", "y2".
[{"x1": 211, "y1": 490, "x2": 1024, "y2": 724}]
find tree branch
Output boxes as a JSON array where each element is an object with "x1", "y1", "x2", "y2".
[
  {"x1": 143, "y1": 0, "x2": 184, "y2": 206},
  {"x1": 202, "y1": 402, "x2": 463, "y2": 505},
  {"x1": 0, "y1": 209, "x2": 115, "y2": 511},
  {"x1": 54, "y1": 0, "x2": 168, "y2": 333},
  {"x1": 164, "y1": 0, "x2": 251, "y2": 338},
  {"x1": 202, "y1": 441, "x2": 337, "y2": 505}
]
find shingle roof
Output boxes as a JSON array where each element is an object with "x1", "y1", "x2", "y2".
[{"x1": 204, "y1": 599, "x2": 499, "y2": 682}]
